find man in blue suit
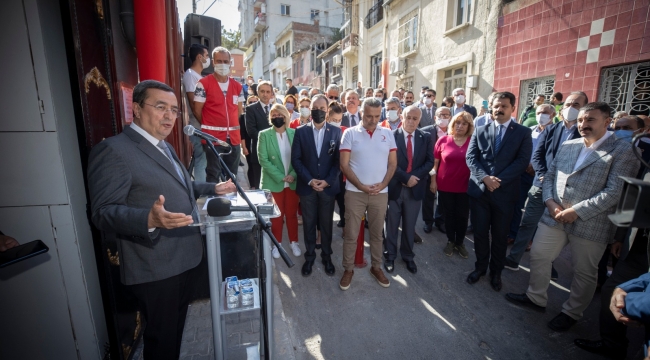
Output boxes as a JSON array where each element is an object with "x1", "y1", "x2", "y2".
[
  {"x1": 291, "y1": 94, "x2": 342, "y2": 276},
  {"x1": 465, "y1": 91, "x2": 532, "y2": 291},
  {"x1": 384, "y1": 105, "x2": 434, "y2": 274}
]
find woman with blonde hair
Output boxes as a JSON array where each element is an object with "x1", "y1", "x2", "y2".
[
  {"x1": 257, "y1": 104, "x2": 301, "y2": 258},
  {"x1": 430, "y1": 111, "x2": 474, "y2": 259}
]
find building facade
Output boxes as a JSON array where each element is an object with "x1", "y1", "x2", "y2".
[
  {"x1": 496, "y1": 0, "x2": 650, "y2": 115},
  {"x1": 318, "y1": 40, "x2": 343, "y2": 88},
  {"x1": 341, "y1": 0, "x2": 499, "y2": 110},
  {"x1": 230, "y1": 48, "x2": 247, "y2": 81},
  {"x1": 238, "y1": 0, "x2": 344, "y2": 85}
]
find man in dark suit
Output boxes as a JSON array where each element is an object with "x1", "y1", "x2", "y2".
[
  {"x1": 504, "y1": 91, "x2": 586, "y2": 270},
  {"x1": 384, "y1": 106, "x2": 434, "y2": 274},
  {"x1": 465, "y1": 91, "x2": 532, "y2": 291},
  {"x1": 245, "y1": 80, "x2": 274, "y2": 189},
  {"x1": 291, "y1": 94, "x2": 342, "y2": 276},
  {"x1": 88, "y1": 80, "x2": 235, "y2": 359},
  {"x1": 451, "y1": 88, "x2": 478, "y2": 119},
  {"x1": 341, "y1": 91, "x2": 361, "y2": 128}
]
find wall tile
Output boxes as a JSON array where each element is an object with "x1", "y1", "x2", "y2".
[
  {"x1": 605, "y1": 3, "x2": 621, "y2": 17},
  {"x1": 589, "y1": 34, "x2": 603, "y2": 48},
  {"x1": 615, "y1": 26, "x2": 630, "y2": 43},
  {"x1": 603, "y1": 15, "x2": 617, "y2": 32},
  {"x1": 593, "y1": 5, "x2": 607, "y2": 20},
  {"x1": 612, "y1": 42, "x2": 627, "y2": 58},
  {"x1": 585, "y1": 62, "x2": 599, "y2": 77},
  {"x1": 634, "y1": 0, "x2": 650, "y2": 10},
  {"x1": 625, "y1": 54, "x2": 640, "y2": 62},
  {"x1": 627, "y1": 38, "x2": 643, "y2": 55},
  {"x1": 619, "y1": 0, "x2": 635, "y2": 12},
  {"x1": 631, "y1": 7, "x2": 647, "y2": 24},
  {"x1": 581, "y1": 8, "x2": 595, "y2": 25},
  {"x1": 578, "y1": 23, "x2": 592, "y2": 38},
  {"x1": 629, "y1": 23, "x2": 645, "y2": 40},
  {"x1": 572, "y1": 78, "x2": 584, "y2": 90},
  {"x1": 641, "y1": 37, "x2": 650, "y2": 54},
  {"x1": 562, "y1": 3, "x2": 573, "y2": 16},
  {"x1": 600, "y1": 44, "x2": 614, "y2": 61},
  {"x1": 522, "y1": 52, "x2": 530, "y2": 63},
  {"x1": 576, "y1": 50, "x2": 588, "y2": 64}
]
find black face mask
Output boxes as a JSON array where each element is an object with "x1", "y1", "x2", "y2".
[
  {"x1": 271, "y1": 117, "x2": 285, "y2": 128},
  {"x1": 311, "y1": 109, "x2": 326, "y2": 124}
]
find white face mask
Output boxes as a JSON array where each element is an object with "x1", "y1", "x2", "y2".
[
  {"x1": 562, "y1": 106, "x2": 579, "y2": 122},
  {"x1": 300, "y1": 108, "x2": 311, "y2": 118},
  {"x1": 387, "y1": 110, "x2": 399, "y2": 122},
  {"x1": 201, "y1": 57, "x2": 211, "y2": 69},
  {"x1": 248, "y1": 79, "x2": 253, "y2": 85},
  {"x1": 536, "y1": 113, "x2": 552, "y2": 125},
  {"x1": 214, "y1": 64, "x2": 230, "y2": 76},
  {"x1": 424, "y1": 97, "x2": 432, "y2": 106},
  {"x1": 455, "y1": 95, "x2": 465, "y2": 104},
  {"x1": 436, "y1": 118, "x2": 449, "y2": 127},
  {"x1": 329, "y1": 121, "x2": 341, "y2": 128}
]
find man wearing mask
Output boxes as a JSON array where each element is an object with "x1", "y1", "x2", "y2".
[
  {"x1": 419, "y1": 86, "x2": 429, "y2": 105},
  {"x1": 341, "y1": 91, "x2": 361, "y2": 128},
  {"x1": 404, "y1": 91, "x2": 415, "y2": 107},
  {"x1": 194, "y1": 47, "x2": 245, "y2": 182},
  {"x1": 244, "y1": 75, "x2": 254, "y2": 99},
  {"x1": 183, "y1": 44, "x2": 210, "y2": 182},
  {"x1": 286, "y1": 78, "x2": 298, "y2": 96},
  {"x1": 380, "y1": 97, "x2": 403, "y2": 130},
  {"x1": 374, "y1": 88, "x2": 385, "y2": 105},
  {"x1": 244, "y1": 81, "x2": 275, "y2": 189},
  {"x1": 452, "y1": 88, "x2": 477, "y2": 119},
  {"x1": 291, "y1": 95, "x2": 342, "y2": 276},
  {"x1": 419, "y1": 88, "x2": 437, "y2": 127},
  {"x1": 421, "y1": 106, "x2": 451, "y2": 235},
  {"x1": 519, "y1": 94, "x2": 545, "y2": 127}
]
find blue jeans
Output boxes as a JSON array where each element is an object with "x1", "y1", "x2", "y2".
[
  {"x1": 190, "y1": 135, "x2": 207, "y2": 182},
  {"x1": 509, "y1": 173, "x2": 534, "y2": 238},
  {"x1": 506, "y1": 184, "x2": 544, "y2": 264}
]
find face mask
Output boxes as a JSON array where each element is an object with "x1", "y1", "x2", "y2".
[
  {"x1": 424, "y1": 97, "x2": 432, "y2": 106},
  {"x1": 455, "y1": 95, "x2": 465, "y2": 104},
  {"x1": 201, "y1": 57, "x2": 211, "y2": 69},
  {"x1": 329, "y1": 121, "x2": 341, "y2": 128},
  {"x1": 300, "y1": 108, "x2": 310, "y2": 118},
  {"x1": 375, "y1": 96, "x2": 383, "y2": 100},
  {"x1": 436, "y1": 118, "x2": 449, "y2": 127},
  {"x1": 536, "y1": 113, "x2": 552, "y2": 125},
  {"x1": 286, "y1": 103, "x2": 295, "y2": 111},
  {"x1": 271, "y1": 117, "x2": 285, "y2": 128},
  {"x1": 311, "y1": 109, "x2": 326, "y2": 124},
  {"x1": 387, "y1": 110, "x2": 399, "y2": 122},
  {"x1": 614, "y1": 129, "x2": 635, "y2": 143},
  {"x1": 214, "y1": 64, "x2": 230, "y2": 76},
  {"x1": 248, "y1": 79, "x2": 253, "y2": 85},
  {"x1": 562, "y1": 106, "x2": 579, "y2": 122}
]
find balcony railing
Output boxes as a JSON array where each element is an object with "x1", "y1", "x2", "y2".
[
  {"x1": 342, "y1": 33, "x2": 359, "y2": 49},
  {"x1": 364, "y1": 1, "x2": 383, "y2": 29},
  {"x1": 254, "y1": 13, "x2": 266, "y2": 31}
]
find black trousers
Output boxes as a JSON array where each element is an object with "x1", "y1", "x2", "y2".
[
  {"x1": 129, "y1": 261, "x2": 205, "y2": 360},
  {"x1": 246, "y1": 155, "x2": 261, "y2": 189},
  {"x1": 600, "y1": 235, "x2": 649, "y2": 352},
  {"x1": 301, "y1": 191, "x2": 335, "y2": 262},
  {"x1": 470, "y1": 191, "x2": 515, "y2": 273},
  {"x1": 421, "y1": 177, "x2": 444, "y2": 226},
  {"x1": 335, "y1": 174, "x2": 346, "y2": 222},
  {"x1": 438, "y1": 191, "x2": 470, "y2": 245},
  {"x1": 204, "y1": 143, "x2": 241, "y2": 183}
]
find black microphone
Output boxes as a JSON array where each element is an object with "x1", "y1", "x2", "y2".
[
  {"x1": 206, "y1": 197, "x2": 231, "y2": 217},
  {"x1": 183, "y1": 125, "x2": 231, "y2": 148}
]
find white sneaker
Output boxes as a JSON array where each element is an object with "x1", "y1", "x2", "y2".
[
  {"x1": 272, "y1": 246, "x2": 280, "y2": 259},
  {"x1": 290, "y1": 242, "x2": 302, "y2": 257}
]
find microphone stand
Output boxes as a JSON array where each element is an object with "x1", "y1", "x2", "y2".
[{"x1": 205, "y1": 140, "x2": 292, "y2": 359}]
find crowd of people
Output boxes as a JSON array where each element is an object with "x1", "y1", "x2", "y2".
[{"x1": 76, "y1": 44, "x2": 650, "y2": 359}]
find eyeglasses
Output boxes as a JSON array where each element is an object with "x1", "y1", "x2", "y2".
[
  {"x1": 424, "y1": 94, "x2": 434, "y2": 98},
  {"x1": 328, "y1": 96, "x2": 339, "y2": 100},
  {"x1": 437, "y1": 113, "x2": 451, "y2": 118},
  {"x1": 142, "y1": 103, "x2": 181, "y2": 118}
]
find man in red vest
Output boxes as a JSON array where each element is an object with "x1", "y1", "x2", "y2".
[{"x1": 194, "y1": 47, "x2": 245, "y2": 182}]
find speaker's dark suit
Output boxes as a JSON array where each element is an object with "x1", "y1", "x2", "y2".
[
  {"x1": 466, "y1": 120, "x2": 532, "y2": 273},
  {"x1": 88, "y1": 125, "x2": 217, "y2": 359},
  {"x1": 291, "y1": 123, "x2": 342, "y2": 261},
  {"x1": 531, "y1": 121, "x2": 581, "y2": 183},
  {"x1": 385, "y1": 128, "x2": 434, "y2": 261},
  {"x1": 245, "y1": 102, "x2": 271, "y2": 188}
]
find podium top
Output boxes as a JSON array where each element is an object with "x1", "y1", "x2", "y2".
[{"x1": 192, "y1": 190, "x2": 281, "y2": 231}]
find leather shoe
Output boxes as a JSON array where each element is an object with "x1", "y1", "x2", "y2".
[
  {"x1": 405, "y1": 260, "x2": 417, "y2": 274},
  {"x1": 423, "y1": 223, "x2": 433, "y2": 233},
  {"x1": 548, "y1": 312, "x2": 577, "y2": 331},
  {"x1": 490, "y1": 271, "x2": 502, "y2": 291},
  {"x1": 574, "y1": 339, "x2": 625, "y2": 359},
  {"x1": 337, "y1": 220, "x2": 345, "y2": 228},
  {"x1": 505, "y1": 293, "x2": 546, "y2": 312},
  {"x1": 322, "y1": 258, "x2": 335, "y2": 276},
  {"x1": 466, "y1": 269, "x2": 486, "y2": 284},
  {"x1": 301, "y1": 260, "x2": 314, "y2": 277},
  {"x1": 384, "y1": 260, "x2": 394, "y2": 273},
  {"x1": 436, "y1": 222, "x2": 446, "y2": 234},
  {"x1": 414, "y1": 233, "x2": 423, "y2": 244}
]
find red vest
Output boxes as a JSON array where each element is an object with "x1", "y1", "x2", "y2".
[
  {"x1": 380, "y1": 120, "x2": 402, "y2": 129},
  {"x1": 197, "y1": 75, "x2": 242, "y2": 145}
]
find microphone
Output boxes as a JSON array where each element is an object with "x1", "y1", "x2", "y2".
[
  {"x1": 206, "y1": 197, "x2": 232, "y2": 217},
  {"x1": 183, "y1": 125, "x2": 231, "y2": 148}
]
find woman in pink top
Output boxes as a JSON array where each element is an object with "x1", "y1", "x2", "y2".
[{"x1": 430, "y1": 111, "x2": 474, "y2": 259}]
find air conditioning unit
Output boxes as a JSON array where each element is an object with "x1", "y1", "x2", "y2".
[
  {"x1": 333, "y1": 55, "x2": 343, "y2": 67},
  {"x1": 389, "y1": 58, "x2": 405, "y2": 75}
]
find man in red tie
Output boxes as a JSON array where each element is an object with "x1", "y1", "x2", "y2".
[{"x1": 383, "y1": 105, "x2": 434, "y2": 274}]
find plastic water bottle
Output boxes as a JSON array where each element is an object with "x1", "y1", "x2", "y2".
[{"x1": 241, "y1": 286, "x2": 254, "y2": 306}]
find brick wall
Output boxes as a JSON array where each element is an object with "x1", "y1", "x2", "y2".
[{"x1": 494, "y1": 0, "x2": 650, "y2": 104}]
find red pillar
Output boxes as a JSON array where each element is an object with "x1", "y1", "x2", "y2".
[{"x1": 133, "y1": 0, "x2": 167, "y2": 82}]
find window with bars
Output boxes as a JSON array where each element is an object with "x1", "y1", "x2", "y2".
[
  {"x1": 398, "y1": 9, "x2": 418, "y2": 55},
  {"x1": 518, "y1": 76, "x2": 555, "y2": 113},
  {"x1": 370, "y1": 52, "x2": 382, "y2": 88},
  {"x1": 364, "y1": 0, "x2": 383, "y2": 29},
  {"x1": 598, "y1": 61, "x2": 650, "y2": 116},
  {"x1": 352, "y1": 65, "x2": 358, "y2": 85},
  {"x1": 443, "y1": 66, "x2": 466, "y2": 97}
]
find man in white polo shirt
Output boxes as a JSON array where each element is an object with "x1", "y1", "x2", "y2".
[{"x1": 339, "y1": 97, "x2": 398, "y2": 290}]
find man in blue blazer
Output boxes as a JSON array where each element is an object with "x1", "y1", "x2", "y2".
[
  {"x1": 465, "y1": 91, "x2": 532, "y2": 291},
  {"x1": 384, "y1": 106, "x2": 434, "y2": 274},
  {"x1": 291, "y1": 94, "x2": 342, "y2": 276}
]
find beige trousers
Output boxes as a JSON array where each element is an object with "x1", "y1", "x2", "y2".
[{"x1": 342, "y1": 191, "x2": 388, "y2": 271}]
